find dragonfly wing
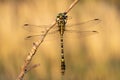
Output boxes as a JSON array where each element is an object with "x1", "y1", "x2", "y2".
[
  {"x1": 25, "y1": 31, "x2": 60, "y2": 41},
  {"x1": 23, "y1": 23, "x2": 58, "y2": 32},
  {"x1": 66, "y1": 18, "x2": 101, "y2": 31},
  {"x1": 24, "y1": 23, "x2": 58, "y2": 35},
  {"x1": 64, "y1": 30, "x2": 98, "y2": 38},
  {"x1": 25, "y1": 34, "x2": 44, "y2": 40},
  {"x1": 23, "y1": 24, "x2": 51, "y2": 33},
  {"x1": 24, "y1": 26, "x2": 59, "y2": 41}
]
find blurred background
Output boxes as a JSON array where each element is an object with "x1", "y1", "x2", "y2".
[{"x1": 0, "y1": 0, "x2": 120, "y2": 80}]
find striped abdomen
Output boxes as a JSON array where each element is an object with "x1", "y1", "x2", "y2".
[{"x1": 60, "y1": 35, "x2": 65, "y2": 75}]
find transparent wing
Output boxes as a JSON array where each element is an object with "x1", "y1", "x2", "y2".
[
  {"x1": 23, "y1": 24, "x2": 49, "y2": 32},
  {"x1": 25, "y1": 31, "x2": 60, "y2": 42},
  {"x1": 63, "y1": 30, "x2": 99, "y2": 38},
  {"x1": 24, "y1": 18, "x2": 101, "y2": 40},
  {"x1": 25, "y1": 30, "x2": 98, "y2": 41},
  {"x1": 66, "y1": 18, "x2": 101, "y2": 31},
  {"x1": 25, "y1": 30, "x2": 59, "y2": 39},
  {"x1": 23, "y1": 23, "x2": 58, "y2": 33},
  {"x1": 23, "y1": 23, "x2": 59, "y2": 39}
]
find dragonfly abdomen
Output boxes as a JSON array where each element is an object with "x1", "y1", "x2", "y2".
[{"x1": 60, "y1": 35, "x2": 66, "y2": 75}]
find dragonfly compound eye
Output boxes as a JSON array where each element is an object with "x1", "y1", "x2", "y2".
[{"x1": 57, "y1": 13, "x2": 67, "y2": 20}]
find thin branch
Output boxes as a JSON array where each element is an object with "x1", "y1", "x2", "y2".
[
  {"x1": 65, "y1": 0, "x2": 79, "y2": 14},
  {"x1": 26, "y1": 64, "x2": 40, "y2": 72},
  {"x1": 16, "y1": 21, "x2": 56, "y2": 80}
]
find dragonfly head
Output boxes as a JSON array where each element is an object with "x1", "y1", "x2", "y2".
[{"x1": 56, "y1": 12, "x2": 68, "y2": 21}]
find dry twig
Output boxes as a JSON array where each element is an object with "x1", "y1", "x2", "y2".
[
  {"x1": 27, "y1": 64, "x2": 40, "y2": 72},
  {"x1": 16, "y1": 21, "x2": 56, "y2": 80}
]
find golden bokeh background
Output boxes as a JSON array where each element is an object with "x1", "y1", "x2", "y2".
[{"x1": 0, "y1": 0, "x2": 120, "y2": 80}]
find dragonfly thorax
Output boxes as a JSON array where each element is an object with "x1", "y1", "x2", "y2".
[{"x1": 56, "y1": 13, "x2": 68, "y2": 35}]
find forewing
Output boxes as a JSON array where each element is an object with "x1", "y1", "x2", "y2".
[
  {"x1": 66, "y1": 18, "x2": 101, "y2": 31},
  {"x1": 24, "y1": 23, "x2": 59, "y2": 41}
]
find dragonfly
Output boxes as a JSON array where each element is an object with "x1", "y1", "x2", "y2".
[
  {"x1": 24, "y1": 12, "x2": 101, "y2": 76},
  {"x1": 17, "y1": 0, "x2": 102, "y2": 80}
]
